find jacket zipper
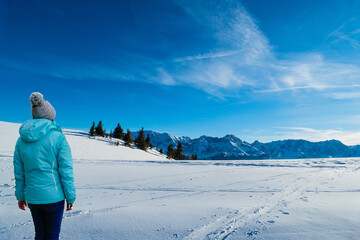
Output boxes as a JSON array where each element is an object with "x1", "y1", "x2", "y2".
[{"x1": 52, "y1": 161, "x2": 58, "y2": 191}]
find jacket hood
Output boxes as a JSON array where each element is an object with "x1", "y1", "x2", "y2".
[{"x1": 19, "y1": 119, "x2": 62, "y2": 143}]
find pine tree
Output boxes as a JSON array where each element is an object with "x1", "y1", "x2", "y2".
[
  {"x1": 89, "y1": 122, "x2": 95, "y2": 137},
  {"x1": 95, "y1": 121, "x2": 105, "y2": 137},
  {"x1": 145, "y1": 134, "x2": 152, "y2": 149},
  {"x1": 194, "y1": 154, "x2": 198, "y2": 160},
  {"x1": 109, "y1": 130, "x2": 112, "y2": 139},
  {"x1": 167, "y1": 144, "x2": 174, "y2": 159},
  {"x1": 124, "y1": 129, "x2": 133, "y2": 147},
  {"x1": 159, "y1": 148, "x2": 163, "y2": 154},
  {"x1": 175, "y1": 142, "x2": 184, "y2": 160},
  {"x1": 135, "y1": 127, "x2": 146, "y2": 150},
  {"x1": 113, "y1": 123, "x2": 124, "y2": 140}
]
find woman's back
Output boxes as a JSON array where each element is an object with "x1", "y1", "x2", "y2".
[{"x1": 14, "y1": 119, "x2": 76, "y2": 204}]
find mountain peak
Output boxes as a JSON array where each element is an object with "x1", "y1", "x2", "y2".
[{"x1": 224, "y1": 134, "x2": 237, "y2": 140}]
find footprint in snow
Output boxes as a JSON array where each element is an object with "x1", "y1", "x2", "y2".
[
  {"x1": 246, "y1": 230, "x2": 259, "y2": 237},
  {"x1": 63, "y1": 210, "x2": 84, "y2": 218},
  {"x1": 278, "y1": 210, "x2": 290, "y2": 215},
  {"x1": 300, "y1": 196, "x2": 309, "y2": 202},
  {"x1": 279, "y1": 200, "x2": 288, "y2": 207},
  {"x1": 0, "y1": 202, "x2": 11, "y2": 206}
]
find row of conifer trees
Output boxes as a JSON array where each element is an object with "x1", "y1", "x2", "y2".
[
  {"x1": 89, "y1": 121, "x2": 198, "y2": 160},
  {"x1": 89, "y1": 121, "x2": 153, "y2": 151},
  {"x1": 167, "y1": 142, "x2": 198, "y2": 160}
]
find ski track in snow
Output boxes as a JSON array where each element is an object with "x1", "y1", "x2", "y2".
[{"x1": 183, "y1": 166, "x2": 355, "y2": 240}]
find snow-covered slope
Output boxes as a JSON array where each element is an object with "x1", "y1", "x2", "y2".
[
  {"x1": 2, "y1": 121, "x2": 360, "y2": 239},
  {"x1": 133, "y1": 130, "x2": 360, "y2": 160},
  {"x1": 0, "y1": 121, "x2": 167, "y2": 161}
]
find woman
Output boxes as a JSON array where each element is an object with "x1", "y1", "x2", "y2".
[{"x1": 13, "y1": 92, "x2": 76, "y2": 240}]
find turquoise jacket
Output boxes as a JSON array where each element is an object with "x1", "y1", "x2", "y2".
[{"x1": 13, "y1": 119, "x2": 76, "y2": 204}]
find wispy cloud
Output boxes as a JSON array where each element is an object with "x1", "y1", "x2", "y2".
[
  {"x1": 248, "y1": 52, "x2": 360, "y2": 98},
  {"x1": 257, "y1": 84, "x2": 360, "y2": 93},
  {"x1": 327, "y1": 19, "x2": 360, "y2": 49},
  {"x1": 275, "y1": 127, "x2": 342, "y2": 136},
  {"x1": 165, "y1": 0, "x2": 274, "y2": 96},
  {"x1": 154, "y1": 68, "x2": 177, "y2": 85},
  {"x1": 330, "y1": 91, "x2": 360, "y2": 99},
  {"x1": 173, "y1": 49, "x2": 244, "y2": 62}
]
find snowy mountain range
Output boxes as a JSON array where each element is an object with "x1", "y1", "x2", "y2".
[{"x1": 132, "y1": 130, "x2": 360, "y2": 160}]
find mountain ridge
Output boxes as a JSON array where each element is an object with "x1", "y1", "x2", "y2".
[{"x1": 132, "y1": 130, "x2": 360, "y2": 160}]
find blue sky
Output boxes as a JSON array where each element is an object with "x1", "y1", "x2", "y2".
[{"x1": 1, "y1": 0, "x2": 360, "y2": 145}]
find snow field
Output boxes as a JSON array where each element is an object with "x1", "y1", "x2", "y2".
[{"x1": 1, "y1": 121, "x2": 360, "y2": 239}]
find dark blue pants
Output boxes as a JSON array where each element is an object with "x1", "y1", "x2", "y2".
[{"x1": 28, "y1": 200, "x2": 65, "y2": 240}]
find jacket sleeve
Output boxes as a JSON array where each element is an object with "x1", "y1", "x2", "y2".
[
  {"x1": 13, "y1": 139, "x2": 25, "y2": 201},
  {"x1": 57, "y1": 134, "x2": 76, "y2": 204}
]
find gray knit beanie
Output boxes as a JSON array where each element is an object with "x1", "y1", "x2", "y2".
[{"x1": 30, "y1": 92, "x2": 56, "y2": 121}]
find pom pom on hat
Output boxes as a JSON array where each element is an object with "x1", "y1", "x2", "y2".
[{"x1": 29, "y1": 92, "x2": 44, "y2": 106}]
